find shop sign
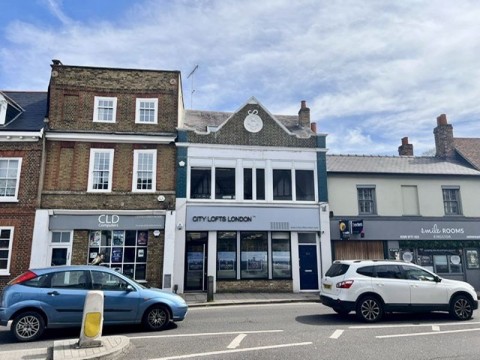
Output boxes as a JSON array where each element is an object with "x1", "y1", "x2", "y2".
[
  {"x1": 187, "y1": 206, "x2": 321, "y2": 231},
  {"x1": 50, "y1": 213, "x2": 165, "y2": 230},
  {"x1": 329, "y1": 219, "x2": 480, "y2": 240}
]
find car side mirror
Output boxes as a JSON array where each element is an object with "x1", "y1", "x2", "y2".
[
  {"x1": 126, "y1": 284, "x2": 135, "y2": 292},
  {"x1": 434, "y1": 276, "x2": 442, "y2": 283}
]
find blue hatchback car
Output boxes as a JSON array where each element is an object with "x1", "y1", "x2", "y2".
[{"x1": 0, "y1": 265, "x2": 188, "y2": 341}]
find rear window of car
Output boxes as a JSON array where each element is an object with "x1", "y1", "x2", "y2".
[
  {"x1": 356, "y1": 266, "x2": 374, "y2": 277},
  {"x1": 325, "y1": 263, "x2": 350, "y2": 277}
]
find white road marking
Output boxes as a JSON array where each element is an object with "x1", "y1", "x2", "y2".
[
  {"x1": 188, "y1": 302, "x2": 318, "y2": 310},
  {"x1": 227, "y1": 333, "x2": 247, "y2": 349},
  {"x1": 330, "y1": 329, "x2": 344, "y2": 339},
  {"x1": 432, "y1": 325, "x2": 440, "y2": 331},
  {"x1": 350, "y1": 321, "x2": 480, "y2": 330},
  {"x1": 150, "y1": 342, "x2": 313, "y2": 360},
  {"x1": 129, "y1": 329, "x2": 282, "y2": 340},
  {"x1": 377, "y1": 327, "x2": 480, "y2": 339}
]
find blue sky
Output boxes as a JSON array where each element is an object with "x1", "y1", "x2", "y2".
[{"x1": 2, "y1": 0, "x2": 480, "y2": 155}]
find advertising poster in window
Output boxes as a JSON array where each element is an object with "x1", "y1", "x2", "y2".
[
  {"x1": 113, "y1": 231, "x2": 124, "y2": 246},
  {"x1": 137, "y1": 231, "x2": 148, "y2": 246},
  {"x1": 112, "y1": 247, "x2": 123, "y2": 263},
  {"x1": 245, "y1": 252, "x2": 264, "y2": 271},
  {"x1": 89, "y1": 231, "x2": 101, "y2": 246},
  {"x1": 218, "y1": 252, "x2": 235, "y2": 271},
  {"x1": 467, "y1": 250, "x2": 480, "y2": 269},
  {"x1": 188, "y1": 252, "x2": 204, "y2": 272}
]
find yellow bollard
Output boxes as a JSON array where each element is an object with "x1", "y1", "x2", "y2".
[{"x1": 77, "y1": 290, "x2": 104, "y2": 348}]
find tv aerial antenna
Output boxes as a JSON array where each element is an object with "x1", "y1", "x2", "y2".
[{"x1": 187, "y1": 64, "x2": 199, "y2": 109}]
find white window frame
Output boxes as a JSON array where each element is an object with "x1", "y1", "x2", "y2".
[
  {"x1": 442, "y1": 186, "x2": 462, "y2": 215},
  {"x1": 93, "y1": 96, "x2": 117, "y2": 123},
  {"x1": 357, "y1": 185, "x2": 377, "y2": 215},
  {"x1": 0, "y1": 226, "x2": 14, "y2": 275},
  {"x1": 87, "y1": 149, "x2": 114, "y2": 192},
  {"x1": 135, "y1": 98, "x2": 158, "y2": 124},
  {"x1": 132, "y1": 149, "x2": 157, "y2": 192},
  {"x1": 0, "y1": 158, "x2": 22, "y2": 202}
]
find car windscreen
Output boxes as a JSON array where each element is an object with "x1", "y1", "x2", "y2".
[{"x1": 325, "y1": 263, "x2": 350, "y2": 277}]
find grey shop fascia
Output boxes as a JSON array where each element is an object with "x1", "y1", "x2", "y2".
[
  {"x1": 186, "y1": 206, "x2": 321, "y2": 231},
  {"x1": 49, "y1": 213, "x2": 165, "y2": 231}
]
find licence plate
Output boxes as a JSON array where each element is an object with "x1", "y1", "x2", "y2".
[{"x1": 323, "y1": 284, "x2": 331, "y2": 289}]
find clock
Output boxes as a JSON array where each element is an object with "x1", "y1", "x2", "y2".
[{"x1": 244, "y1": 110, "x2": 263, "y2": 133}]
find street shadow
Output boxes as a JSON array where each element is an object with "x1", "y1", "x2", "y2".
[
  {"x1": 296, "y1": 311, "x2": 460, "y2": 326},
  {"x1": 0, "y1": 322, "x2": 178, "y2": 344}
]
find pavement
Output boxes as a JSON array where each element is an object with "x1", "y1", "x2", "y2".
[{"x1": 44, "y1": 292, "x2": 319, "y2": 360}]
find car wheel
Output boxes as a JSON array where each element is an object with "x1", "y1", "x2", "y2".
[
  {"x1": 11, "y1": 311, "x2": 46, "y2": 342},
  {"x1": 450, "y1": 295, "x2": 474, "y2": 320},
  {"x1": 356, "y1": 296, "x2": 383, "y2": 322},
  {"x1": 143, "y1": 305, "x2": 171, "y2": 331}
]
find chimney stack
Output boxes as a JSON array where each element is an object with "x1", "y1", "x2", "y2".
[
  {"x1": 298, "y1": 100, "x2": 310, "y2": 127},
  {"x1": 434, "y1": 114, "x2": 455, "y2": 159},
  {"x1": 398, "y1": 137, "x2": 414, "y2": 156}
]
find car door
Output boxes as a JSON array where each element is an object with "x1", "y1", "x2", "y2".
[
  {"x1": 403, "y1": 265, "x2": 449, "y2": 306},
  {"x1": 90, "y1": 269, "x2": 140, "y2": 324},
  {"x1": 372, "y1": 265, "x2": 411, "y2": 307},
  {"x1": 42, "y1": 270, "x2": 90, "y2": 326}
]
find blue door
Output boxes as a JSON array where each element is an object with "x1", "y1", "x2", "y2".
[{"x1": 299, "y1": 245, "x2": 319, "y2": 290}]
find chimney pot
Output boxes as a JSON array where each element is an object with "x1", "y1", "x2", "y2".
[
  {"x1": 437, "y1": 114, "x2": 448, "y2": 126},
  {"x1": 401, "y1": 137, "x2": 409, "y2": 145},
  {"x1": 310, "y1": 122, "x2": 317, "y2": 133}
]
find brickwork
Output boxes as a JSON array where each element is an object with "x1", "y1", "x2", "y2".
[
  {"x1": 48, "y1": 65, "x2": 180, "y2": 133},
  {"x1": 42, "y1": 142, "x2": 176, "y2": 210},
  {"x1": 0, "y1": 143, "x2": 43, "y2": 288},
  {"x1": 216, "y1": 279, "x2": 293, "y2": 292},
  {"x1": 188, "y1": 104, "x2": 316, "y2": 148}
]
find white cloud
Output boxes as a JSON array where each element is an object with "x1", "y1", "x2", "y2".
[{"x1": 2, "y1": 0, "x2": 480, "y2": 154}]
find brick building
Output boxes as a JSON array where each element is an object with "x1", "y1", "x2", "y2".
[
  {"x1": 30, "y1": 61, "x2": 182, "y2": 288},
  {"x1": 0, "y1": 91, "x2": 47, "y2": 288}
]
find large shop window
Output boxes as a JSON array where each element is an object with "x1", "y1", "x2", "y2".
[
  {"x1": 295, "y1": 170, "x2": 315, "y2": 201},
  {"x1": 241, "y1": 232, "x2": 268, "y2": 279},
  {"x1": 190, "y1": 167, "x2": 211, "y2": 199},
  {"x1": 0, "y1": 227, "x2": 13, "y2": 275},
  {"x1": 271, "y1": 232, "x2": 292, "y2": 279},
  {"x1": 273, "y1": 170, "x2": 292, "y2": 200},
  {"x1": 88, "y1": 230, "x2": 148, "y2": 281},
  {"x1": 217, "y1": 232, "x2": 237, "y2": 279},
  {"x1": 215, "y1": 168, "x2": 236, "y2": 199}
]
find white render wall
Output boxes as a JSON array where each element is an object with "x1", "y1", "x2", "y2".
[{"x1": 328, "y1": 174, "x2": 480, "y2": 217}]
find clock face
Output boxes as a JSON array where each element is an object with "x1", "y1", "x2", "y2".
[{"x1": 244, "y1": 110, "x2": 263, "y2": 133}]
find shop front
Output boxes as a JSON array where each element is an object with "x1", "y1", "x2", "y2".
[
  {"x1": 31, "y1": 210, "x2": 166, "y2": 287},
  {"x1": 330, "y1": 218, "x2": 480, "y2": 290},
  {"x1": 179, "y1": 205, "x2": 325, "y2": 293}
]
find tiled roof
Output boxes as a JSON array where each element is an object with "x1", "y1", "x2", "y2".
[
  {"x1": 327, "y1": 154, "x2": 480, "y2": 176},
  {"x1": 454, "y1": 138, "x2": 480, "y2": 171},
  {"x1": 1, "y1": 91, "x2": 47, "y2": 131},
  {"x1": 184, "y1": 110, "x2": 313, "y2": 138}
]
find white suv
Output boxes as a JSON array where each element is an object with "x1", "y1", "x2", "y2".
[{"x1": 320, "y1": 260, "x2": 478, "y2": 322}]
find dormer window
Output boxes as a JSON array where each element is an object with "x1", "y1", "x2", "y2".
[{"x1": 0, "y1": 95, "x2": 7, "y2": 125}]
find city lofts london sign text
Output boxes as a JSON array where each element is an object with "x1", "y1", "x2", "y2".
[{"x1": 187, "y1": 206, "x2": 321, "y2": 231}]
